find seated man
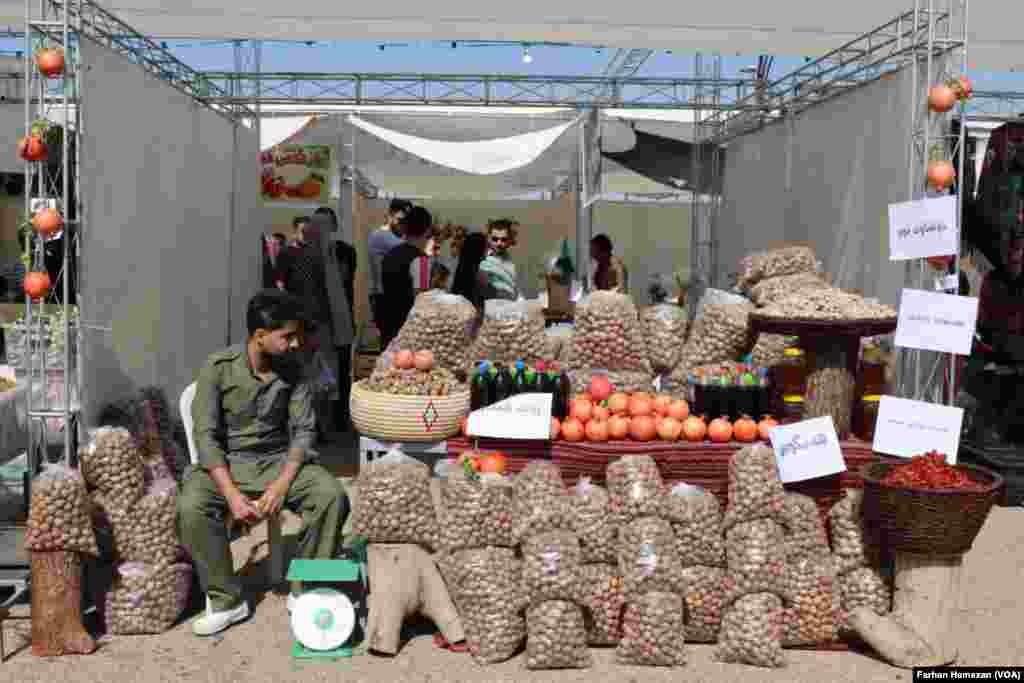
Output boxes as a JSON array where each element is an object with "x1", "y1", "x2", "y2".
[{"x1": 177, "y1": 290, "x2": 349, "y2": 637}]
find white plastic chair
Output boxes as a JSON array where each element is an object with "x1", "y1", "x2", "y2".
[{"x1": 180, "y1": 382, "x2": 285, "y2": 584}]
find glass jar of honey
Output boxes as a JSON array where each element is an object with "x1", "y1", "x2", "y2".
[
  {"x1": 859, "y1": 344, "x2": 887, "y2": 396},
  {"x1": 856, "y1": 394, "x2": 882, "y2": 441},
  {"x1": 777, "y1": 346, "x2": 806, "y2": 396}
]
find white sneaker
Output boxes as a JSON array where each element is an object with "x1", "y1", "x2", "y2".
[
  {"x1": 192, "y1": 598, "x2": 250, "y2": 637},
  {"x1": 287, "y1": 594, "x2": 297, "y2": 613}
]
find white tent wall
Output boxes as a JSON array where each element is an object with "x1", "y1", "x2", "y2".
[
  {"x1": 79, "y1": 38, "x2": 263, "y2": 423},
  {"x1": 717, "y1": 68, "x2": 916, "y2": 303}
]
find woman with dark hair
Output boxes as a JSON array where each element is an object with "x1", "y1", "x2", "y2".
[
  {"x1": 451, "y1": 232, "x2": 488, "y2": 310},
  {"x1": 590, "y1": 233, "x2": 628, "y2": 293}
]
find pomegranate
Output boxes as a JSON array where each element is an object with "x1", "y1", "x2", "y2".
[
  {"x1": 550, "y1": 417, "x2": 561, "y2": 440},
  {"x1": 652, "y1": 394, "x2": 672, "y2": 415},
  {"x1": 32, "y1": 208, "x2": 63, "y2": 236},
  {"x1": 927, "y1": 160, "x2": 956, "y2": 190},
  {"x1": 657, "y1": 416, "x2": 683, "y2": 442},
  {"x1": 413, "y1": 350, "x2": 434, "y2": 371},
  {"x1": 629, "y1": 415, "x2": 657, "y2": 442},
  {"x1": 585, "y1": 419, "x2": 609, "y2": 442},
  {"x1": 953, "y1": 75, "x2": 973, "y2": 100},
  {"x1": 629, "y1": 395, "x2": 653, "y2": 418},
  {"x1": 607, "y1": 392, "x2": 630, "y2": 415},
  {"x1": 17, "y1": 135, "x2": 47, "y2": 162},
  {"x1": 477, "y1": 451, "x2": 507, "y2": 474},
  {"x1": 35, "y1": 48, "x2": 65, "y2": 78},
  {"x1": 23, "y1": 271, "x2": 50, "y2": 301},
  {"x1": 927, "y1": 84, "x2": 957, "y2": 113},
  {"x1": 682, "y1": 415, "x2": 707, "y2": 442},
  {"x1": 608, "y1": 414, "x2": 630, "y2": 440},
  {"x1": 927, "y1": 255, "x2": 954, "y2": 270},
  {"x1": 570, "y1": 398, "x2": 593, "y2": 423},
  {"x1": 561, "y1": 417, "x2": 585, "y2": 442},
  {"x1": 667, "y1": 400, "x2": 689, "y2": 421},
  {"x1": 734, "y1": 415, "x2": 758, "y2": 443},
  {"x1": 708, "y1": 416, "x2": 733, "y2": 443},
  {"x1": 574, "y1": 392, "x2": 593, "y2": 404},
  {"x1": 590, "y1": 375, "x2": 612, "y2": 402},
  {"x1": 592, "y1": 405, "x2": 610, "y2": 422},
  {"x1": 757, "y1": 415, "x2": 779, "y2": 441},
  {"x1": 394, "y1": 350, "x2": 415, "y2": 370}
]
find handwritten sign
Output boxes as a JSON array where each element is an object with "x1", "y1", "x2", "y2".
[
  {"x1": 894, "y1": 289, "x2": 979, "y2": 355},
  {"x1": 888, "y1": 195, "x2": 958, "y2": 261},
  {"x1": 872, "y1": 396, "x2": 963, "y2": 464},
  {"x1": 465, "y1": 393, "x2": 553, "y2": 440},
  {"x1": 767, "y1": 416, "x2": 846, "y2": 483}
]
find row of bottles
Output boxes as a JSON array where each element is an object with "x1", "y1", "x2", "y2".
[{"x1": 470, "y1": 360, "x2": 573, "y2": 419}]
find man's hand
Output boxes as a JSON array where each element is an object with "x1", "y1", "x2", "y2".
[
  {"x1": 256, "y1": 477, "x2": 290, "y2": 517},
  {"x1": 227, "y1": 492, "x2": 262, "y2": 525}
]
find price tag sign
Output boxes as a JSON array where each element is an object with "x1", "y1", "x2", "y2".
[
  {"x1": 872, "y1": 396, "x2": 963, "y2": 464},
  {"x1": 895, "y1": 289, "x2": 979, "y2": 355},
  {"x1": 465, "y1": 393, "x2": 553, "y2": 440},
  {"x1": 768, "y1": 416, "x2": 847, "y2": 483},
  {"x1": 888, "y1": 195, "x2": 958, "y2": 261},
  {"x1": 934, "y1": 274, "x2": 959, "y2": 291}
]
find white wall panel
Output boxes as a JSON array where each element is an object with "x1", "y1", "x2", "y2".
[{"x1": 79, "y1": 38, "x2": 263, "y2": 423}]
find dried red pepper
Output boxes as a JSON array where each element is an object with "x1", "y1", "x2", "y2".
[{"x1": 880, "y1": 451, "x2": 983, "y2": 490}]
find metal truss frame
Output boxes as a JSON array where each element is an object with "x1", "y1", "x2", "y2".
[
  {"x1": 689, "y1": 53, "x2": 725, "y2": 316},
  {"x1": 196, "y1": 71, "x2": 753, "y2": 110}
]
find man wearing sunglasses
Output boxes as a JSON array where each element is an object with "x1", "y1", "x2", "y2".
[{"x1": 478, "y1": 218, "x2": 520, "y2": 301}]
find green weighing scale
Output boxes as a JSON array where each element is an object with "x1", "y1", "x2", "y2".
[{"x1": 287, "y1": 541, "x2": 367, "y2": 660}]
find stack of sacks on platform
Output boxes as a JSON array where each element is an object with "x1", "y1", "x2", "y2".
[
  {"x1": 510, "y1": 461, "x2": 591, "y2": 671},
  {"x1": 829, "y1": 489, "x2": 893, "y2": 635},
  {"x1": 81, "y1": 427, "x2": 191, "y2": 634},
  {"x1": 715, "y1": 444, "x2": 788, "y2": 668},
  {"x1": 608, "y1": 455, "x2": 687, "y2": 667},
  {"x1": 570, "y1": 478, "x2": 624, "y2": 647},
  {"x1": 780, "y1": 493, "x2": 841, "y2": 646},
  {"x1": 436, "y1": 464, "x2": 522, "y2": 665},
  {"x1": 564, "y1": 291, "x2": 655, "y2": 395},
  {"x1": 661, "y1": 482, "x2": 726, "y2": 643}
]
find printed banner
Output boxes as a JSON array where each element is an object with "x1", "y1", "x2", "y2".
[{"x1": 260, "y1": 144, "x2": 332, "y2": 203}]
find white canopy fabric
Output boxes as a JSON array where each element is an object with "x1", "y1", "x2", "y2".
[
  {"x1": 348, "y1": 113, "x2": 581, "y2": 175},
  {"x1": 1, "y1": 2, "x2": 1017, "y2": 72}
]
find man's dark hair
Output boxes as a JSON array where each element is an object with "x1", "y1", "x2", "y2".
[
  {"x1": 272, "y1": 232, "x2": 287, "y2": 242},
  {"x1": 401, "y1": 206, "x2": 433, "y2": 239},
  {"x1": 292, "y1": 215, "x2": 310, "y2": 228},
  {"x1": 389, "y1": 199, "x2": 413, "y2": 214},
  {"x1": 314, "y1": 206, "x2": 338, "y2": 225},
  {"x1": 246, "y1": 289, "x2": 307, "y2": 336},
  {"x1": 591, "y1": 234, "x2": 613, "y2": 254}
]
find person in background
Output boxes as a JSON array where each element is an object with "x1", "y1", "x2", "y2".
[
  {"x1": 479, "y1": 218, "x2": 519, "y2": 301},
  {"x1": 316, "y1": 206, "x2": 357, "y2": 321},
  {"x1": 0, "y1": 231, "x2": 27, "y2": 303},
  {"x1": 263, "y1": 231, "x2": 290, "y2": 290},
  {"x1": 430, "y1": 262, "x2": 451, "y2": 292},
  {"x1": 590, "y1": 233, "x2": 628, "y2": 293},
  {"x1": 380, "y1": 206, "x2": 433, "y2": 350},
  {"x1": 368, "y1": 199, "x2": 411, "y2": 327},
  {"x1": 451, "y1": 232, "x2": 488, "y2": 312},
  {"x1": 176, "y1": 290, "x2": 348, "y2": 637}
]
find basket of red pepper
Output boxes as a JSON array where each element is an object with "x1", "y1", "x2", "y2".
[{"x1": 860, "y1": 452, "x2": 1004, "y2": 555}]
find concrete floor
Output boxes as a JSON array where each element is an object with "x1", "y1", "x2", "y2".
[{"x1": 1, "y1": 436, "x2": 1023, "y2": 682}]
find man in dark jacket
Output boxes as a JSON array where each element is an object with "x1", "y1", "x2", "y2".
[{"x1": 380, "y1": 206, "x2": 432, "y2": 350}]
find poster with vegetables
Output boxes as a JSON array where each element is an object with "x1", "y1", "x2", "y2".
[{"x1": 260, "y1": 144, "x2": 332, "y2": 202}]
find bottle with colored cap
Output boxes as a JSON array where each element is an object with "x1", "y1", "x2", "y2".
[
  {"x1": 471, "y1": 362, "x2": 490, "y2": 410},
  {"x1": 512, "y1": 360, "x2": 528, "y2": 395}
]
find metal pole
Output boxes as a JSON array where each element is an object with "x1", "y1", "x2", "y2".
[
  {"x1": 62, "y1": 0, "x2": 71, "y2": 465},
  {"x1": 949, "y1": 0, "x2": 968, "y2": 406}
]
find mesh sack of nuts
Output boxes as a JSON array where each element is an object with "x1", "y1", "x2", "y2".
[
  {"x1": 681, "y1": 565, "x2": 725, "y2": 643},
  {"x1": 569, "y1": 477, "x2": 617, "y2": 564},
  {"x1": 751, "y1": 334, "x2": 790, "y2": 368},
  {"x1": 439, "y1": 547, "x2": 526, "y2": 665},
  {"x1": 391, "y1": 292, "x2": 479, "y2": 372},
  {"x1": 782, "y1": 554, "x2": 840, "y2": 646},
  {"x1": 104, "y1": 560, "x2": 192, "y2": 635},
  {"x1": 661, "y1": 482, "x2": 726, "y2": 568},
  {"x1": 578, "y1": 563, "x2": 625, "y2": 645},
  {"x1": 364, "y1": 366, "x2": 465, "y2": 397},
  {"x1": 350, "y1": 461, "x2": 439, "y2": 549},
  {"x1": 781, "y1": 493, "x2": 829, "y2": 561},
  {"x1": 570, "y1": 368, "x2": 654, "y2": 396},
  {"x1": 737, "y1": 246, "x2": 818, "y2": 291},
  {"x1": 722, "y1": 444, "x2": 787, "y2": 531},
  {"x1": 525, "y1": 600, "x2": 593, "y2": 670},
  {"x1": 837, "y1": 566, "x2": 891, "y2": 635},
  {"x1": 723, "y1": 518, "x2": 790, "y2": 606},
  {"x1": 521, "y1": 530, "x2": 583, "y2": 606},
  {"x1": 469, "y1": 300, "x2": 552, "y2": 367},
  {"x1": 606, "y1": 455, "x2": 664, "y2": 526},
  {"x1": 693, "y1": 288, "x2": 752, "y2": 322},
  {"x1": 618, "y1": 516, "x2": 686, "y2": 598},
  {"x1": 715, "y1": 592, "x2": 786, "y2": 668},
  {"x1": 546, "y1": 324, "x2": 574, "y2": 362},
  {"x1": 511, "y1": 461, "x2": 573, "y2": 544},
  {"x1": 640, "y1": 304, "x2": 689, "y2": 374},
  {"x1": 667, "y1": 302, "x2": 756, "y2": 387},
  {"x1": 617, "y1": 591, "x2": 687, "y2": 667},
  {"x1": 80, "y1": 427, "x2": 145, "y2": 505},
  {"x1": 828, "y1": 489, "x2": 882, "y2": 575},
  {"x1": 26, "y1": 464, "x2": 99, "y2": 556},
  {"x1": 116, "y1": 478, "x2": 179, "y2": 565},
  {"x1": 759, "y1": 287, "x2": 898, "y2": 322},
  {"x1": 566, "y1": 291, "x2": 652, "y2": 374},
  {"x1": 436, "y1": 473, "x2": 514, "y2": 552},
  {"x1": 748, "y1": 272, "x2": 828, "y2": 307}
]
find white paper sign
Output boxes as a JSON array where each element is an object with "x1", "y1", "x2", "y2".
[
  {"x1": 934, "y1": 274, "x2": 959, "y2": 291},
  {"x1": 465, "y1": 393, "x2": 553, "y2": 440},
  {"x1": 768, "y1": 416, "x2": 847, "y2": 483},
  {"x1": 888, "y1": 195, "x2": 958, "y2": 261},
  {"x1": 895, "y1": 289, "x2": 979, "y2": 356},
  {"x1": 872, "y1": 396, "x2": 963, "y2": 464}
]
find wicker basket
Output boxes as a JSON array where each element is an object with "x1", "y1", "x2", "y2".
[
  {"x1": 350, "y1": 380, "x2": 469, "y2": 443},
  {"x1": 860, "y1": 462, "x2": 1004, "y2": 555}
]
